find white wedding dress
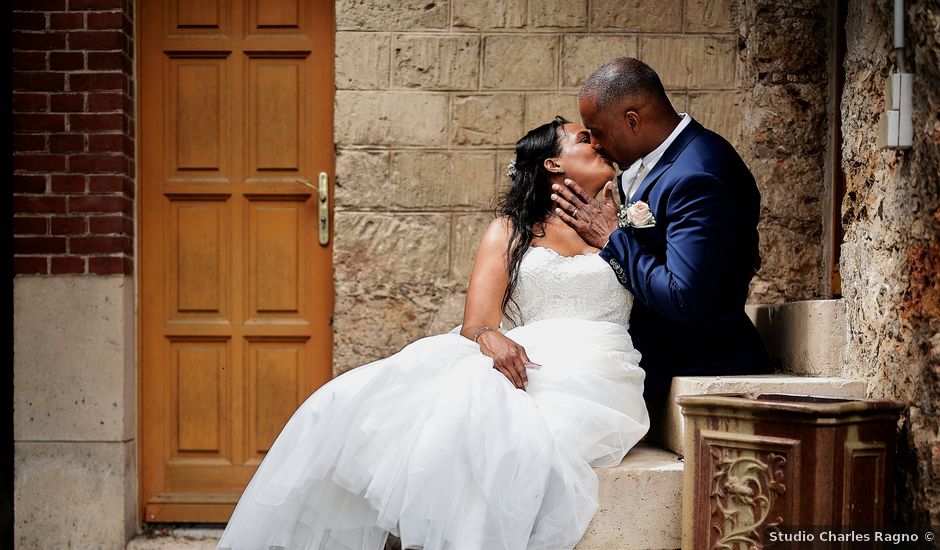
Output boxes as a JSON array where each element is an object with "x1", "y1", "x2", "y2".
[{"x1": 217, "y1": 246, "x2": 650, "y2": 550}]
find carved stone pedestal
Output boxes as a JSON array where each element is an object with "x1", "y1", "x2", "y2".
[{"x1": 678, "y1": 393, "x2": 903, "y2": 549}]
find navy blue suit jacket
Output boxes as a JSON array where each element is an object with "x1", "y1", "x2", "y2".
[{"x1": 599, "y1": 119, "x2": 771, "y2": 400}]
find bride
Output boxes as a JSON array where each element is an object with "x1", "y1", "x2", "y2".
[{"x1": 217, "y1": 116, "x2": 650, "y2": 550}]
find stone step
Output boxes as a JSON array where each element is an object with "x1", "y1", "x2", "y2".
[
  {"x1": 127, "y1": 445, "x2": 683, "y2": 550},
  {"x1": 746, "y1": 299, "x2": 845, "y2": 377},
  {"x1": 127, "y1": 527, "x2": 222, "y2": 550},
  {"x1": 576, "y1": 444, "x2": 683, "y2": 550},
  {"x1": 660, "y1": 375, "x2": 868, "y2": 456}
]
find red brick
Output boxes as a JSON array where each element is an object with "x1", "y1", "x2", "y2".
[
  {"x1": 12, "y1": 12, "x2": 48, "y2": 30},
  {"x1": 69, "y1": 113, "x2": 123, "y2": 131},
  {"x1": 14, "y1": 134, "x2": 47, "y2": 152},
  {"x1": 69, "y1": 0, "x2": 124, "y2": 10},
  {"x1": 88, "y1": 256, "x2": 125, "y2": 275},
  {"x1": 69, "y1": 153, "x2": 125, "y2": 173},
  {"x1": 13, "y1": 0, "x2": 67, "y2": 10},
  {"x1": 87, "y1": 92, "x2": 122, "y2": 111},
  {"x1": 12, "y1": 92, "x2": 49, "y2": 112},
  {"x1": 51, "y1": 216, "x2": 87, "y2": 234},
  {"x1": 88, "y1": 176, "x2": 124, "y2": 193},
  {"x1": 14, "y1": 153, "x2": 67, "y2": 172},
  {"x1": 121, "y1": 13, "x2": 133, "y2": 34},
  {"x1": 86, "y1": 51, "x2": 124, "y2": 70},
  {"x1": 51, "y1": 256, "x2": 86, "y2": 274},
  {"x1": 69, "y1": 72, "x2": 123, "y2": 91},
  {"x1": 12, "y1": 31, "x2": 67, "y2": 50},
  {"x1": 49, "y1": 51, "x2": 85, "y2": 71},
  {"x1": 15, "y1": 113, "x2": 65, "y2": 132},
  {"x1": 13, "y1": 51, "x2": 47, "y2": 71},
  {"x1": 69, "y1": 235, "x2": 127, "y2": 254},
  {"x1": 49, "y1": 134, "x2": 85, "y2": 153},
  {"x1": 69, "y1": 194, "x2": 125, "y2": 213},
  {"x1": 14, "y1": 195, "x2": 67, "y2": 214},
  {"x1": 51, "y1": 174, "x2": 86, "y2": 192},
  {"x1": 88, "y1": 133, "x2": 122, "y2": 152},
  {"x1": 14, "y1": 216, "x2": 49, "y2": 235},
  {"x1": 88, "y1": 215, "x2": 129, "y2": 234},
  {"x1": 86, "y1": 12, "x2": 122, "y2": 29},
  {"x1": 13, "y1": 72, "x2": 65, "y2": 91},
  {"x1": 49, "y1": 92, "x2": 85, "y2": 111},
  {"x1": 14, "y1": 257, "x2": 49, "y2": 275},
  {"x1": 49, "y1": 12, "x2": 85, "y2": 30},
  {"x1": 12, "y1": 175, "x2": 48, "y2": 194},
  {"x1": 15, "y1": 236, "x2": 67, "y2": 254},
  {"x1": 87, "y1": 175, "x2": 123, "y2": 193},
  {"x1": 68, "y1": 31, "x2": 123, "y2": 50}
]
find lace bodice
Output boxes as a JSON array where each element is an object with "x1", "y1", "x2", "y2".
[{"x1": 501, "y1": 246, "x2": 633, "y2": 329}]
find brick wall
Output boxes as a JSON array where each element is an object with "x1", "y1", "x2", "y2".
[
  {"x1": 12, "y1": 0, "x2": 135, "y2": 276},
  {"x1": 332, "y1": 0, "x2": 743, "y2": 374}
]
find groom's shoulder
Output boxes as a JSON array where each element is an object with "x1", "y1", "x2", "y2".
[
  {"x1": 687, "y1": 121, "x2": 739, "y2": 157},
  {"x1": 680, "y1": 123, "x2": 750, "y2": 172}
]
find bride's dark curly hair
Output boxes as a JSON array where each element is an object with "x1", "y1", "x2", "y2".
[{"x1": 495, "y1": 115, "x2": 569, "y2": 322}]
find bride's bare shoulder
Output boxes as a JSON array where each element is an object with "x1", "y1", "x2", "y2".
[{"x1": 478, "y1": 216, "x2": 513, "y2": 249}]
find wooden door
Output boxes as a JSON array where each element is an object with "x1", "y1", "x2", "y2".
[{"x1": 139, "y1": 0, "x2": 334, "y2": 522}]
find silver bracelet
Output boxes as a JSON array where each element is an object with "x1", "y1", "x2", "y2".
[{"x1": 472, "y1": 325, "x2": 500, "y2": 343}]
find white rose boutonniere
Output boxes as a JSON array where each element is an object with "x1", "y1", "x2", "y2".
[{"x1": 617, "y1": 201, "x2": 656, "y2": 229}]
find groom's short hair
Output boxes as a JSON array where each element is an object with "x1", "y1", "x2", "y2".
[{"x1": 579, "y1": 57, "x2": 669, "y2": 110}]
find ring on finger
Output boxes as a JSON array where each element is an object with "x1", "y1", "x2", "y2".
[{"x1": 572, "y1": 207, "x2": 579, "y2": 218}]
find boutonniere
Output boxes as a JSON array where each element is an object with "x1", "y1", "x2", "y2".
[{"x1": 617, "y1": 201, "x2": 656, "y2": 229}]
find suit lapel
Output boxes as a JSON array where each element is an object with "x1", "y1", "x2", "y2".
[{"x1": 632, "y1": 119, "x2": 705, "y2": 203}]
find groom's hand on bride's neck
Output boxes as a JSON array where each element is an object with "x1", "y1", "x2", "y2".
[{"x1": 551, "y1": 178, "x2": 619, "y2": 249}]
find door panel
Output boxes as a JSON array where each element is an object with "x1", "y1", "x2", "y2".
[{"x1": 140, "y1": 0, "x2": 334, "y2": 523}]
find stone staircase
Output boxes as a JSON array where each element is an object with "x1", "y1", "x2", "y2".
[
  {"x1": 129, "y1": 300, "x2": 862, "y2": 550},
  {"x1": 576, "y1": 445, "x2": 683, "y2": 549}
]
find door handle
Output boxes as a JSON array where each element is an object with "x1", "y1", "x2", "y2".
[{"x1": 317, "y1": 172, "x2": 329, "y2": 246}]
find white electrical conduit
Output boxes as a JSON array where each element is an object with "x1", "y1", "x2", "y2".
[{"x1": 895, "y1": 0, "x2": 905, "y2": 72}]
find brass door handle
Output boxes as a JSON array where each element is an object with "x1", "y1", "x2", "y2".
[{"x1": 317, "y1": 172, "x2": 329, "y2": 246}]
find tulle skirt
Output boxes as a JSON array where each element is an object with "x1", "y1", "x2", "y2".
[{"x1": 217, "y1": 318, "x2": 649, "y2": 550}]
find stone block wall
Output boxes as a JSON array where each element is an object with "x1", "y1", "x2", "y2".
[
  {"x1": 736, "y1": 0, "x2": 830, "y2": 302},
  {"x1": 837, "y1": 0, "x2": 940, "y2": 527},
  {"x1": 332, "y1": 0, "x2": 746, "y2": 374}
]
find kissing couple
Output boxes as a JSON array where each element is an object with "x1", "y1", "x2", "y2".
[{"x1": 218, "y1": 57, "x2": 771, "y2": 550}]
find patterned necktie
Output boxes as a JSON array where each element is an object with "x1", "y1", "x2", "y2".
[{"x1": 627, "y1": 161, "x2": 647, "y2": 202}]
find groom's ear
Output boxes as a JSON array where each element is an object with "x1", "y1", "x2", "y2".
[
  {"x1": 623, "y1": 110, "x2": 640, "y2": 134},
  {"x1": 544, "y1": 157, "x2": 564, "y2": 174}
]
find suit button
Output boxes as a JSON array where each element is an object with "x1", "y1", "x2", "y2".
[{"x1": 607, "y1": 258, "x2": 628, "y2": 284}]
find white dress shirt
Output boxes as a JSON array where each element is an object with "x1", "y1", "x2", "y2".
[{"x1": 622, "y1": 113, "x2": 693, "y2": 201}]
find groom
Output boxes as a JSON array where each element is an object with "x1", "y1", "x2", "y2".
[{"x1": 552, "y1": 57, "x2": 770, "y2": 404}]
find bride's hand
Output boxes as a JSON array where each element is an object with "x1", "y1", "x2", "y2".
[{"x1": 475, "y1": 331, "x2": 533, "y2": 390}]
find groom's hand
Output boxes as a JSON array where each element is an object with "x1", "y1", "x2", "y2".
[{"x1": 552, "y1": 179, "x2": 619, "y2": 249}]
